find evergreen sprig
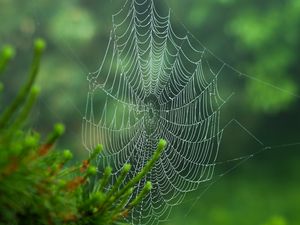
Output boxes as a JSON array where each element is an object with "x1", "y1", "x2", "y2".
[{"x1": 0, "y1": 40, "x2": 167, "y2": 225}]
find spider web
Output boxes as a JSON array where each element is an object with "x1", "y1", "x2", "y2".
[{"x1": 83, "y1": 0, "x2": 251, "y2": 224}]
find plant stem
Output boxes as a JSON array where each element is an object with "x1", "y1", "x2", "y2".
[{"x1": 0, "y1": 39, "x2": 45, "y2": 129}]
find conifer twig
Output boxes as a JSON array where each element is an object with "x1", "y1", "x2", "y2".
[{"x1": 0, "y1": 39, "x2": 45, "y2": 128}]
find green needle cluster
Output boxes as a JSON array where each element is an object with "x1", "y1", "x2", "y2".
[{"x1": 0, "y1": 40, "x2": 167, "y2": 225}]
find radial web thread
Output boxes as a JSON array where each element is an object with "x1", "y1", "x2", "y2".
[{"x1": 83, "y1": 0, "x2": 229, "y2": 224}]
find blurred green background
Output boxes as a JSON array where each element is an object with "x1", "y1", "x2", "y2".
[{"x1": 0, "y1": 0, "x2": 299, "y2": 224}]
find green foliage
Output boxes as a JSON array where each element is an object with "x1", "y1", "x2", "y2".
[
  {"x1": 0, "y1": 40, "x2": 167, "y2": 225},
  {"x1": 262, "y1": 216, "x2": 287, "y2": 225},
  {"x1": 49, "y1": 4, "x2": 96, "y2": 45},
  {"x1": 227, "y1": 2, "x2": 299, "y2": 113},
  {"x1": 1, "y1": 1, "x2": 299, "y2": 224},
  {"x1": 168, "y1": 0, "x2": 299, "y2": 113}
]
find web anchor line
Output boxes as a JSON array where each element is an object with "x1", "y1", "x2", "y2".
[
  {"x1": 83, "y1": 0, "x2": 240, "y2": 223},
  {"x1": 82, "y1": 0, "x2": 299, "y2": 224}
]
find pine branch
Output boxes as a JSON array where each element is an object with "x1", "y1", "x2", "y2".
[{"x1": 0, "y1": 40, "x2": 166, "y2": 225}]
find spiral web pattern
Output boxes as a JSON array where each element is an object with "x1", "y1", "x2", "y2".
[{"x1": 83, "y1": 0, "x2": 228, "y2": 224}]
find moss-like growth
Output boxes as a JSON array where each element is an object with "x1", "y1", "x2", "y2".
[{"x1": 0, "y1": 40, "x2": 166, "y2": 225}]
